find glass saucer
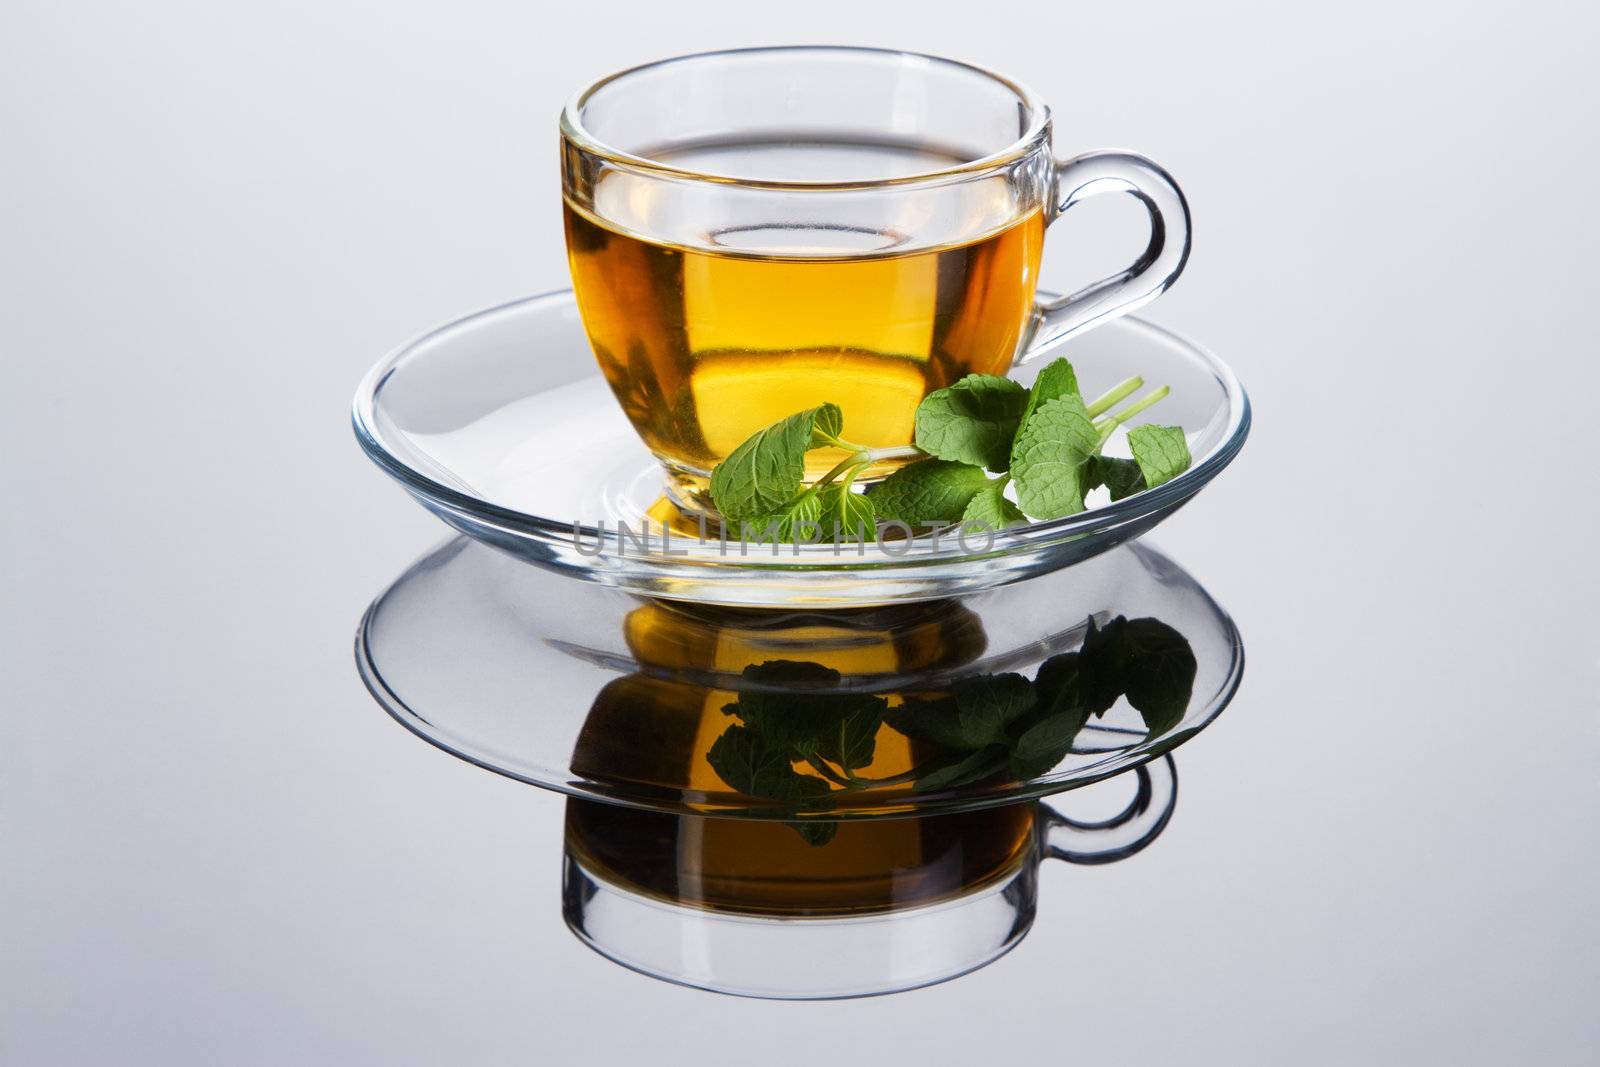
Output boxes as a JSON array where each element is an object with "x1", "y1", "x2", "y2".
[
  {"x1": 352, "y1": 290, "x2": 1250, "y2": 607},
  {"x1": 355, "y1": 535, "x2": 1244, "y2": 818}
]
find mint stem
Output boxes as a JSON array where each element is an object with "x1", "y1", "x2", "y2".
[
  {"x1": 861, "y1": 444, "x2": 924, "y2": 463},
  {"x1": 811, "y1": 453, "x2": 872, "y2": 492},
  {"x1": 1085, "y1": 376, "x2": 1144, "y2": 418},
  {"x1": 1094, "y1": 385, "x2": 1170, "y2": 445},
  {"x1": 813, "y1": 444, "x2": 924, "y2": 492}
]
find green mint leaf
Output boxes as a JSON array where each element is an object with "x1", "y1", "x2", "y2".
[
  {"x1": 868, "y1": 459, "x2": 992, "y2": 525},
  {"x1": 913, "y1": 374, "x2": 1028, "y2": 471},
  {"x1": 1018, "y1": 357, "x2": 1082, "y2": 431},
  {"x1": 738, "y1": 491, "x2": 822, "y2": 544},
  {"x1": 810, "y1": 402, "x2": 844, "y2": 444},
  {"x1": 1087, "y1": 455, "x2": 1147, "y2": 501},
  {"x1": 961, "y1": 478, "x2": 1027, "y2": 533},
  {"x1": 817, "y1": 483, "x2": 877, "y2": 543},
  {"x1": 1127, "y1": 424, "x2": 1191, "y2": 489},
  {"x1": 1010, "y1": 394, "x2": 1099, "y2": 520},
  {"x1": 710, "y1": 403, "x2": 842, "y2": 522}
]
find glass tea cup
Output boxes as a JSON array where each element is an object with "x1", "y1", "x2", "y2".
[{"x1": 560, "y1": 46, "x2": 1190, "y2": 509}]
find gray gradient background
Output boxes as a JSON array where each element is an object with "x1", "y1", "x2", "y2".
[{"x1": 4, "y1": 1, "x2": 1597, "y2": 1063}]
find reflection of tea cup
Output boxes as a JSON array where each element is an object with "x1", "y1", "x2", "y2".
[
  {"x1": 562, "y1": 766, "x2": 1175, "y2": 999},
  {"x1": 561, "y1": 46, "x2": 1190, "y2": 505},
  {"x1": 561, "y1": 598, "x2": 1182, "y2": 997}
]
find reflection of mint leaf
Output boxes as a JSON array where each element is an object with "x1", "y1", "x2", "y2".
[
  {"x1": 816, "y1": 483, "x2": 877, "y2": 543},
  {"x1": 721, "y1": 662, "x2": 887, "y2": 772},
  {"x1": 1010, "y1": 651, "x2": 1095, "y2": 778},
  {"x1": 952, "y1": 673, "x2": 1035, "y2": 747},
  {"x1": 1009, "y1": 710, "x2": 1089, "y2": 780},
  {"x1": 1017, "y1": 357, "x2": 1082, "y2": 432},
  {"x1": 1113, "y1": 618, "x2": 1196, "y2": 737},
  {"x1": 1079, "y1": 617, "x2": 1133, "y2": 715},
  {"x1": 710, "y1": 403, "x2": 842, "y2": 522},
  {"x1": 826, "y1": 704, "x2": 883, "y2": 771},
  {"x1": 706, "y1": 725, "x2": 839, "y2": 845},
  {"x1": 915, "y1": 746, "x2": 1008, "y2": 791},
  {"x1": 788, "y1": 818, "x2": 838, "y2": 846},
  {"x1": 887, "y1": 614, "x2": 1196, "y2": 788},
  {"x1": 706, "y1": 726, "x2": 816, "y2": 800},
  {"x1": 1127, "y1": 425, "x2": 1191, "y2": 489},
  {"x1": 1076, "y1": 617, "x2": 1196, "y2": 737},
  {"x1": 961, "y1": 478, "x2": 1027, "y2": 533},
  {"x1": 868, "y1": 459, "x2": 992, "y2": 525},
  {"x1": 1011, "y1": 394, "x2": 1100, "y2": 519},
  {"x1": 1087, "y1": 455, "x2": 1147, "y2": 501},
  {"x1": 734, "y1": 659, "x2": 841, "y2": 690},
  {"x1": 883, "y1": 696, "x2": 974, "y2": 752},
  {"x1": 706, "y1": 609, "x2": 1195, "y2": 819},
  {"x1": 914, "y1": 375, "x2": 1028, "y2": 471},
  {"x1": 884, "y1": 674, "x2": 1033, "y2": 753},
  {"x1": 739, "y1": 491, "x2": 822, "y2": 544},
  {"x1": 1032, "y1": 651, "x2": 1100, "y2": 719}
]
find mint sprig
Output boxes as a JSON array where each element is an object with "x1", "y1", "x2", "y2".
[{"x1": 706, "y1": 357, "x2": 1192, "y2": 541}]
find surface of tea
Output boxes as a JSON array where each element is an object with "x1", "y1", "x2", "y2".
[
  {"x1": 566, "y1": 799, "x2": 1037, "y2": 917},
  {"x1": 564, "y1": 139, "x2": 1044, "y2": 482}
]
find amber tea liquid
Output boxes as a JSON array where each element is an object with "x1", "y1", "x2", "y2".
[{"x1": 565, "y1": 141, "x2": 1045, "y2": 486}]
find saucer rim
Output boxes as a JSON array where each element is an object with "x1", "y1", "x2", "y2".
[{"x1": 351, "y1": 289, "x2": 1252, "y2": 570}]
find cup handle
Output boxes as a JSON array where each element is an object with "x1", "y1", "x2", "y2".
[
  {"x1": 1016, "y1": 152, "x2": 1192, "y2": 365},
  {"x1": 1039, "y1": 755, "x2": 1178, "y2": 865}
]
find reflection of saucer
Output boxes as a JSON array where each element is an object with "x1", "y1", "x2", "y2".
[
  {"x1": 352, "y1": 290, "x2": 1250, "y2": 607},
  {"x1": 355, "y1": 536, "x2": 1243, "y2": 817}
]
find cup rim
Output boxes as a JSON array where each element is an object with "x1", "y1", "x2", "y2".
[{"x1": 559, "y1": 45, "x2": 1052, "y2": 191}]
